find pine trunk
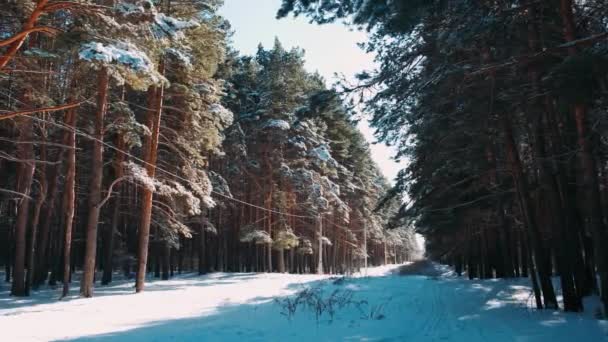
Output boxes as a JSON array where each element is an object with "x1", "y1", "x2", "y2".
[
  {"x1": 11, "y1": 102, "x2": 36, "y2": 297},
  {"x1": 135, "y1": 65, "x2": 164, "y2": 293},
  {"x1": 61, "y1": 106, "x2": 77, "y2": 298},
  {"x1": 80, "y1": 67, "x2": 109, "y2": 297}
]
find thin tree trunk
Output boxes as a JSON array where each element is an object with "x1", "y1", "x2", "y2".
[
  {"x1": 102, "y1": 136, "x2": 126, "y2": 285},
  {"x1": 33, "y1": 158, "x2": 60, "y2": 287},
  {"x1": 25, "y1": 129, "x2": 47, "y2": 295},
  {"x1": 61, "y1": 106, "x2": 77, "y2": 298},
  {"x1": 317, "y1": 216, "x2": 323, "y2": 275},
  {"x1": 161, "y1": 242, "x2": 170, "y2": 280}
]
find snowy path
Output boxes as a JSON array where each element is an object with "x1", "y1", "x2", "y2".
[{"x1": 1, "y1": 264, "x2": 607, "y2": 341}]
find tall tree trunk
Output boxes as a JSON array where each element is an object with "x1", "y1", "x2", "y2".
[
  {"x1": 11, "y1": 97, "x2": 36, "y2": 297},
  {"x1": 317, "y1": 216, "x2": 323, "y2": 275},
  {"x1": 61, "y1": 106, "x2": 77, "y2": 298},
  {"x1": 25, "y1": 128, "x2": 47, "y2": 295},
  {"x1": 135, "y1": 63, "x2": 164, "y2": 293},
  {"x1": 80, "y1": 67, "x2": 109, "y2": 297}
]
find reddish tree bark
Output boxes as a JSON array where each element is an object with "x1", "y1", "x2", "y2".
[
  {"x1": 135, "y1": 62, "x2": 165, "y2": 293},
  {"x1": 80, "y1": 67, "x2": 109, "y2": 297},
  {"x1": 25, "y1": 126, "x2": 47, "y2": 295},
  {"x1": 11, "y1": 94, "x2": 36, "y2": 297}
]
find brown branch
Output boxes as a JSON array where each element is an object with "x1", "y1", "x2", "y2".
[
  {"x1": 0, "y1": 101, "x2": 83, "y2": 121},
  {"x1": 2, "y1": 69, "x2": 57, "y2": 74},
  {"x1": 0, "y1": 0, "x2": 50, "y2": 70},
  {"x1": 98, "y1": 176, "x2": 131, "y2": 209},
  {"x1": 0, "y1": 26, "x2": 59, "y2": 47},
  {"x1": 0, "y1": 151, "x2": 62, "y2": 165},
  {"x1": 44, "y1": 1, "x2": 107, "y2": 12}
]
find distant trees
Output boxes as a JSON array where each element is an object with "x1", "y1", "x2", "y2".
[
  {"x1": 214, "y1": 40, "x2": 418, "y2": 274},
  {"x1": 279, "y1": 0, "x2": 608, "y2": 314},
  {"x1": 0, "y1": 0, "x2": 417, "y2": 299}
]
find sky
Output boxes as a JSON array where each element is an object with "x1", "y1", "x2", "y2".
[{"x1": 219, "y1": 0, "x2": 405, "y2": 183}]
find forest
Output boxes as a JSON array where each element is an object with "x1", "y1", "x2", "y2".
[
  {"x1": 1, "y1": 0, "x2": 608, "y2": 338},
  {"x1": 0, "y1": 0, "x2": 418, "y2": 301},
  {"x1": 278, "y1": 0, "x2": 608, "y2": 314}
]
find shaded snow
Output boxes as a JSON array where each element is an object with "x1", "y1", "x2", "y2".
[{"x1": 1, "y1": 264, "x2": 607, "y2": 341}]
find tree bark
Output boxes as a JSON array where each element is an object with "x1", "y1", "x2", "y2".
[
  {"x1": 25, "y1": 128, "x2": 47, "y2": 295},
  {"x1": 11, "y1": 97, "x2": 36, "y2": 297},
  {"x1": 135, "y1": 63, "x2": 164, "y2": 293},
  {"x1": 102, "y1": 135, "x2": 126, "y2": 285},
  {"x1": 33, "y1": 157, "x2": 60, "y2": 287},
  {"x1": 61, "y1": 106, "x2": 77, "y2": 298},
  {"x1": 80, "y1": 67, "x2": 109, "y2": 297}
]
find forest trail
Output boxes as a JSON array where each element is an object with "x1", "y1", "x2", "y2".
[{"x1": 1, "y1": 264, "x2": 607, "y2": 341}]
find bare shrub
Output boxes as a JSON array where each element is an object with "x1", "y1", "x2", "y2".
[
  {"x1": 275, "y1": 281, "x2": 394, "y2": 324},
  {"x1": 274, "y1": 284, "x2": 368, "y2": 323}
]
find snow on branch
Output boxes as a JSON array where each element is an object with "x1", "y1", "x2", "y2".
[
  {"x1": 78, "y1": 41, "x2": 165, "y2": 87},
  {"x1": 79, "y1": 41, "x2": 153, "y2": 72},
  {"x1": 240, "y1": 226, "x2": 273, "y2": 245},
  {"x1": 261, "y1": 119, "x2": 290, "y2": 131},
  {"x1": 153, "y1": 13, "x2": 200, "y2": 39}
]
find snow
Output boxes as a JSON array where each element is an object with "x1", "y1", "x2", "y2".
[
  {"x1": 166, "y1": 48, "x2": 192, "y2": 68},
  {"x1": 310, "y1": 145, "x2": 333, "y2": 161},
  {"x1": 209, "y1": 103, "x2": 234, "y2": 126},
  {"x1": 240, "y1": 229, "x2": 273, "y2": 244},
  {"x1": 1, "y1": 263, "x2": 607, "y2": 342},
  {"x1": 153, "y1": 13, "x2": 200, "y2": 39},
  {"x1": 79, "y1": 42, "x2": 154, "y2": 72},
  {"x1": 115, "y1": 1, "x2": 150, "y2": 16},
  {"x1": 261, "y1": 119, "x2": 291, "y2": 130}
]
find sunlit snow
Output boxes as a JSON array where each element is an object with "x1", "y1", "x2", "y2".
[{"x1": 2, "y1": 264, "x2": 607, "y2": 341}]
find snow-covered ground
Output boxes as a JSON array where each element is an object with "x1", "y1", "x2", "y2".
[{"x1": 1, "y1": 263, "x2": 607, "y2": 341}]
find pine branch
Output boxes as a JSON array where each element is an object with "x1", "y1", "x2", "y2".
[{"x1": 0, "y1": 101, "x2": 83, "y2": 121}]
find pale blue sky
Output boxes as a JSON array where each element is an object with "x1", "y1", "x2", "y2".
[{"x1": 219, "y1": 0, "x2": 404, "y2": 183}]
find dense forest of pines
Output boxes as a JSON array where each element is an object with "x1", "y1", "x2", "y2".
[
  {"x1": 0, "y1": 0, "x2": 419, "y2": 300},
  {"x1": 279, "y1": 0, "x2": 608, "y2": 314}
]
